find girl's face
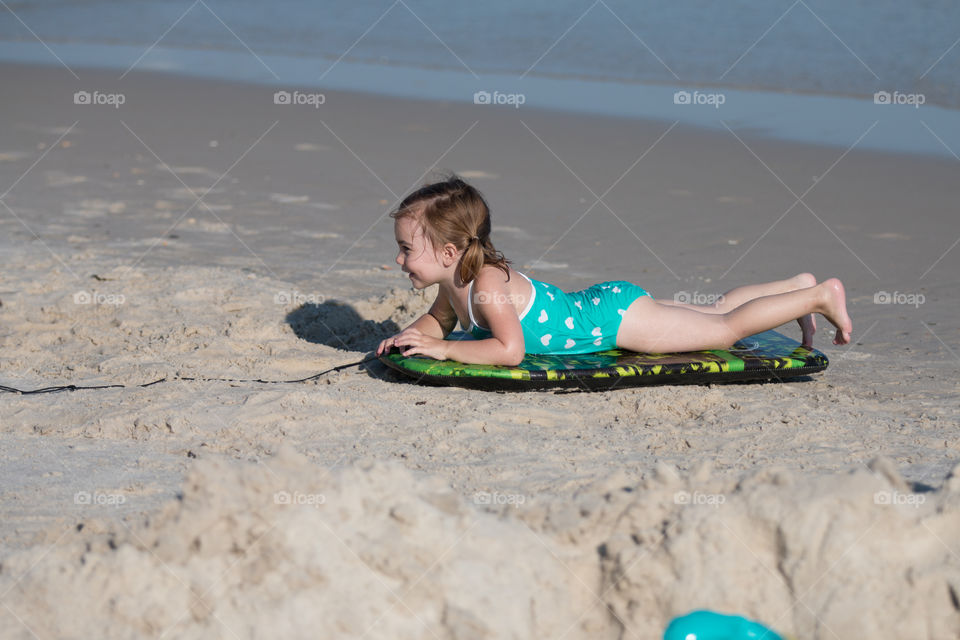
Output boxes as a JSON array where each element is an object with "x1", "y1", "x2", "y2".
[{"x1": 394, "y1": 215, "x2": 449, "y2": 289}]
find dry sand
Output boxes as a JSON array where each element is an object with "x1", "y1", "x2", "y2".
[{"x1": 1, "y1": 63, "x2": 959, "y2": 638}]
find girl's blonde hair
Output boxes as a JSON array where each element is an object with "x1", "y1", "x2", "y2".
[{"x1": 390, "y1": 174, "x2": 510, "y2": 284}]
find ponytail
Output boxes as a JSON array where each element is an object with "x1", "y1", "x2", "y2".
[{"x1": 459, "y1": 235, "x2": 508, "y2": 284}]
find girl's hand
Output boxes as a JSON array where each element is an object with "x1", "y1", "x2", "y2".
[
  {"x1": 376, "y1": 332, "x2": 404, "y2": 356},
  {"x1": 391, "y1": 328, "x2": 450, "y2": 360},
  {"x1": 375, "y1": 328, "x2": 446, "y2": 358}
]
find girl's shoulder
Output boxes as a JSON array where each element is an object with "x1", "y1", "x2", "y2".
[{"x1": 472, "y1": 263, "x2": 514, "y2": 287}]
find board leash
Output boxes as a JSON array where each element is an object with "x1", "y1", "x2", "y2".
[{"x1": 0, "y1": 355, "x2": 380, "y2": 395}]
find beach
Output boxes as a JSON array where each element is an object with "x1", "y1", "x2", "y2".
[{"x1": 1, "y1": 61, "x2": 959, "y2": 638}]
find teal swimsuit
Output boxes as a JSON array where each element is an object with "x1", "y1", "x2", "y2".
[{"x1": 465, "y1": 272, "x2": 652, "y2": 355}]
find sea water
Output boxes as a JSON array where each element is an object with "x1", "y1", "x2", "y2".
[{"x1": 1, "y1": 0, "x2": 958, "y2": 156}]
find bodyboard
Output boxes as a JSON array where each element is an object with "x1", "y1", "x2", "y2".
[{"x1": 378, "y1": 330, "x2": 828, "y2": 391}]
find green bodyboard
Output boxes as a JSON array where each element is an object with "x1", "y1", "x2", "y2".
[{"x1": 378, "y1": 330, "x2": 828, "y2": 391}]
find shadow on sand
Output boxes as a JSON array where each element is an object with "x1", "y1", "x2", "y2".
[{"x1": 286, "y1": 301, "x2": 401, "y2": 352}]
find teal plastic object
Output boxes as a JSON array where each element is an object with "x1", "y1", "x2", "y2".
[{"x1": 663, "y1": 610, "x2": 784, "y2": 640}]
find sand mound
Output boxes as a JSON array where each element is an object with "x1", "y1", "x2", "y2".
[
  {"x1": 2, "y1": 450, "x2": 959, "y2": 639},
  {"x1": 539, "y1": 458, "x2": 960, "y2": 638},
  {"x1": 0, "y1": 447, "x2": 601, "y2": 640}
]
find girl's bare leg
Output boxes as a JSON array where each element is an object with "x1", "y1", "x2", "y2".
[
  {"x1": 617, "y1": 278, "x2": 851, "y2": 353},
  {"x1": 659, "y1": 273, "x2": 818, "y2": 346}
]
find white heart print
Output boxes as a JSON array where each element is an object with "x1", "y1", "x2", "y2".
[
  {"x1": 541, "y1": 334, "x2": 551, "y2": 346},
  {"x1": 593, "y1": 337, "x2": 602, "y2": 346},
  {"x1": 574, "y1": 301, "x2": 582, "y2": 310},
  {"x1": 613, "y1": 286, "x2": 621, "y2": 293},
  {"x1": 538, "y1": 309, "x2": 548, "y2": 323},
  {"x1": 592, "y1": 297, "x2": 600, "y2": 305},
  {"x1": 564, "y1": 339, "x2": 575, "y2": 349},
  {"x1": 591, "y1": 327, "x2": 602, "y2": 336},
  {"x1": 564, "y1": 317, "x2": 574, "y2": 329}
]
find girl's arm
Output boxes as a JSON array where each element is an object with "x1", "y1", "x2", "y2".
[
  {"x1": 391, "y1": 271, "x2": 526, "y2": 366},
  {"x1": 405, "y1": 296, "x2": 456, "y2": 339},
  {"x1": 421, "y1": 290, "x2": 459, "y2": 338}
]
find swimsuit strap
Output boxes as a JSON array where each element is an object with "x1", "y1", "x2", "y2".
[
  {"x1": 466, "y1": 271, "x2": 536, "y2": 331},
  {"x1": 466, "y1": 278, "x2": 480, "y2": 330}
]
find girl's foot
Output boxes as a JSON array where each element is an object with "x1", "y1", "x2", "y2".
[
  {"x1": 819, "y1": 278, "x2": 853, "y2": 345},
  {"x1": 794, "y1": 273, "x2": 817, "y2": 347}
]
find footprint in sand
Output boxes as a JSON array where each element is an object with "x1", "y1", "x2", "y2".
[
  {"x1": 269, "y1": 193, "x2": 310, "y2": 204},
  {"x1": 160, "y1": 165, "x2": 220, "y2": 179},
  {"x1": 160, "y1": 187, "x2": 226, "y2": 200},
  {"x1": 45, "y1": 171, "x2": 87, "y2": 187},
  {"x1": 0, "y1": 151, "x2": 31, "y2": 162},
  {"x1": 493, "y1": 226, "x2": 528, "y2": 236},
  {"x1": 524, "y1": 260, "x2": 569, "y2": 270},
  {"x1": 294, "y1": 143, "x2": 331, "y2": 152},
  {"x1": 193, "y1": 220, "x2": 232, "y2": 233},
  {"x1": 16, "y1": 124, "x2": 79, "y2": 136},
  {"x1": 63, "y1": 199, "x2": 126, "y2": 217},
  {"x1": 293, "y1": 230, "x2": 341, "y2": 239}
]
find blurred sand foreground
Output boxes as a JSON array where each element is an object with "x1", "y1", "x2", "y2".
[{"x1": 0, "y1": 64, "x2": 958, "y2": 638}]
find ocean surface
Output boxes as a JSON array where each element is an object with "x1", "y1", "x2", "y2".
[{"x1": 2, "y1": 0, "x2": 959, "y2": 156}]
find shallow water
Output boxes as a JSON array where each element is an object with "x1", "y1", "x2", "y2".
[{"x1": 1, "y1": 0, "x2": 957, "y2": 106}]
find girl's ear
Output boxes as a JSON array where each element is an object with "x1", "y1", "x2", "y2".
[{"x1": 440, "y1": 242, "x2": 459, "y2": 267}]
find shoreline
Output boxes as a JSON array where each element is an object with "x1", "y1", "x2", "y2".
[{"x1": 3, "y1": 43, "x2": 959, "y2": 159}]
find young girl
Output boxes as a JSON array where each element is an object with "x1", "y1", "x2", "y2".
[{"x1": 376, "y1": 176, "x2": 852, "y2": 366}]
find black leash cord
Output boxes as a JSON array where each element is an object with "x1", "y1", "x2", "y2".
[{"x1": 0, "y1": 355, "x2": 380, "y2": 395}]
